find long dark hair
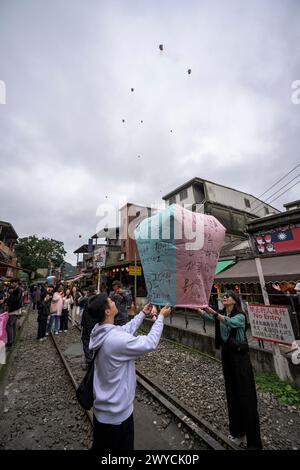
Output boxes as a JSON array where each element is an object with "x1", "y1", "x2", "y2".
[
  {"x1": 223, "y1": 290, "x2": 243, "y2": 312},
  {"x1": 215, "y1": 290, "x2": 246, "y2": 349}
]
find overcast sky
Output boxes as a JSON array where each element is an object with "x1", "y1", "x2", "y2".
[{"x1": 0, "y1": 0, "x2": 299, "y2": 264}]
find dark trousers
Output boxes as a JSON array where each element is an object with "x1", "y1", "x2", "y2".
[
  {"x1": 37, "y1": 318, "x2": 47, "y2": 339},
  {"x1": 221, "y1": 345, "x2": 262, "y2": 449},
  {"x1": 81, "y1": 328, "x2": 93, "y2": 365},
  {"x1": 92, "y1": 413, "x2": 134, "y2": 451},
  {"x1": 60, "y1": 309, "x2": 69, "y2": 331},
  {"x1": 6, "y1": 315, "x2": 17, "y2": 346}
]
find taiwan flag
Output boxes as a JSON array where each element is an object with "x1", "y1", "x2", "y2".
[{"x1": 271, "y1": 227, "x2": 300, "y2": 253}]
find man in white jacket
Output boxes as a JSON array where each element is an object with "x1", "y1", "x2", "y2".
[{"x1": 88, "y1": 292, "x2": 171, "y2": 451}]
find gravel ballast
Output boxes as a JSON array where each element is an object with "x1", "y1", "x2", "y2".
[
  {"x1": 0, "y1": 311, "x2": 92, "y2": 450},
  {"x1": 136, "y1": 339, "x2": 300, "y2": 450}
]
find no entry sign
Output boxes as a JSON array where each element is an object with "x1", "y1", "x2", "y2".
[{"x1": 248, "y1": 304, "x2": 295, "y2": 345}]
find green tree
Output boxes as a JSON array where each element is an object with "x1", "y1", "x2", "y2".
[{"x1": 15, "y1": 235, "x2": 67, "y2": 274}]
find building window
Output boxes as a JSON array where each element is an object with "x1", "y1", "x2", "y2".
[
  {"x1": 180, "y1": 188, "x2": 188, "y2": 201},
  {"x1": 244, "y1": 198, "x2": 251, "y2": 208},
  {"x1": 264, "y1": 207, "x2": 269, "y2": 215},
  {"x1": 169, "y1": 196, "x2": 176, "y2": 205}
]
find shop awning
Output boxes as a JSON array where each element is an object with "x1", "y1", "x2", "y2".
[
  {"x1": 66, "y1": 273, "x2": 85, "y2": 282},
  {"x1": 214, "y1": 259, "x2": 235, "y2": 275},
  {"x1": 215, "y1": 254, "x2": 300, "y2": 284}
]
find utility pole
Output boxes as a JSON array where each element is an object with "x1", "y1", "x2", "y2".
[
  {"x1": 254, "y1": 257, "x2": 292, "y2": 381},
  {"x1": 134, "y1": 251, "x2": 137, "y2": 301},
  {"x1": 97, "y1": 266, "x2": 101, "y2": 294}
]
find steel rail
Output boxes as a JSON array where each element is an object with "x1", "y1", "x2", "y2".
[
  {"x1": 73, "y1": 320, "x2": 240, "y2": 449},
  {"x1": 136, "y1": 368, "x2": 240, "y2": 451},
  {"x1": 50, "y1": 332, "x2": 93, "y2": 426}
]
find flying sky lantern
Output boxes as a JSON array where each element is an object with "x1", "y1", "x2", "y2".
[
  {"x1": 188, "y1": 69, "x2": 192, "y2": 74},
  {"x1": 47, "y1": 275, "x2": 57, "y2": 287},
  {"x1": 131, "y1": 88, "x2": 134, "y2": 92},
  {"x1": 159, "y1": 44, "x2": 163, "y2": 51},
  {"x1": 122, "y1": 119, "x2": 125, "y2": 123},
  {"x1": 135, "y1": 204, "x2": 225, "y2": 308}
]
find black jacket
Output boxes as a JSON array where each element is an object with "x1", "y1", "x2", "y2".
[
  {"x1": 80, "y1": 295, "x2": 98, "y2": 333},
  {"x1": 37, "y1": 299, "x2": 50, "y2": 320},
  {"x1": 7, "y1": 287, "x2": 23, "y2": 313},
  {"x1": 109, "y1": 289, "x2": 132, "y2": 324}
]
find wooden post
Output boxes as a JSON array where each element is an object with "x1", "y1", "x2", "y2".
[
  {"x1": 97, "y1": 267, "x2": 101, "y2": 294},
  {"x1": 254, "y1": 257, "x2": 292, "y2": 381},
  {"x1": 134, "y1": 251, "x2": 137, "y2": 301}
]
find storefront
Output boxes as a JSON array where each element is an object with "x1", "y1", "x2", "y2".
[
  {"x1": 214, "y1": 253, "x2": 300, "y2": 337},
  {"x1": 100, "y1": 261, "x2": 147, "y2": 299}
]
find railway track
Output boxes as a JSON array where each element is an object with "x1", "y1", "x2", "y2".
[
  {"x1": 49, "y1": 330, "x2": 94, "y2": 428},
  {"x1": 51, "y1": 319, "x2": 240, "y2": 450},
  {"x1": 136, "y1": 367, "x2": 239, "y2": 450}
]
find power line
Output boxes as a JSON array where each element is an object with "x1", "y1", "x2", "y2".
[
  {"x1": 250, "y1": 162, "x2": 300, "y2": 212},
  {"x1": 251, "y1": 173, "x2": 300, "y2": 215},
  {"x1": 266, "y1": 179, "x2": 300, "y2": 205},
  {"x1": 253, "y1": 178, "x2": 300, "y2": 215}
]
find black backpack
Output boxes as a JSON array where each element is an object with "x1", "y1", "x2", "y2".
[{"x1": 76, "y1": 349, "x2": 99, "y2": 410}]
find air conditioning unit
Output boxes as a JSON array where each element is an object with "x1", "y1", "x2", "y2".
[{"x1": 120, "y1": 253, "x2": 125, "y2": 260}]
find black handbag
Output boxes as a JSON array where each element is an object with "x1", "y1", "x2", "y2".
[
  {"x1": 76, "y1": 349, "x2": 99, "y2": 410},
  {"x1": 227, "y1": 336, "x2": 249, "y2": 354}
]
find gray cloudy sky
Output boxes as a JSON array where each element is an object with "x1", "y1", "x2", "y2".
[{"x1": 0, "y1": 0, "x2": 299, "y2": 264}]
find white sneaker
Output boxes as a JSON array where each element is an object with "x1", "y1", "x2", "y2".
[
  {"x1": 228, "y1": 434, "x2": 246, "y2": 446},
  {"x1": 64, "y1": 330, "x2": 68, "y2": 333},
  {"x1": 55, "y1": 331, "x2": 59, "y2": 335},
  {"x1": 45, "y1": 332, "x2": 49, "y2": 336}
]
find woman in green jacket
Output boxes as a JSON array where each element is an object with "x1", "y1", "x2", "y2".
[{"x1": 199, "y1": 290, "x2": 262, "y2": 450}]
